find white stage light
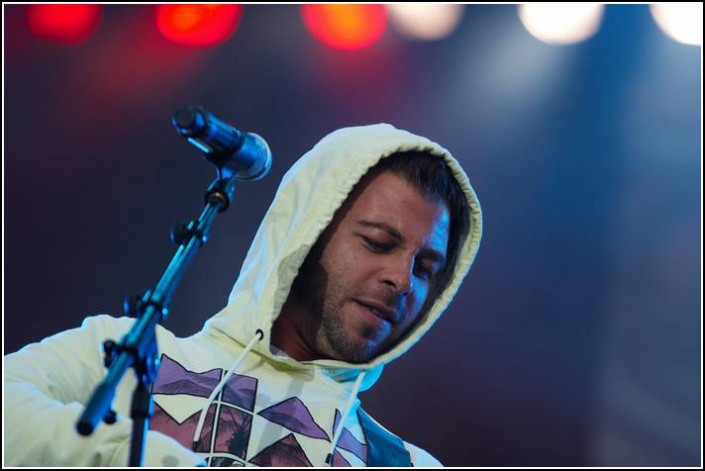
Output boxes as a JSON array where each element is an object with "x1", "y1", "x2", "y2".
[
  {"x1": 387, "y1": 4, "x2": 464, "y2": 41},
  {"x1": 650, "y1": 3, "x2": 702, "y2": 46},
  {"x1": 519, "y1": 3, "x2": 605, "y2": 45}
]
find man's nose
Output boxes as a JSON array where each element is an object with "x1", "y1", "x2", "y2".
[{"x1": 381, "y1": 256, "x2": 414, "y2": 295}]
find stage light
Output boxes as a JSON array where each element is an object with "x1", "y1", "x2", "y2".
[
  {"x1": 27, "y1": 4, "x2": 101, "y2": 44},
  {"x1": 156, "y1": 4, "x2": 242, "y2": 47},
  {"x1": 301, "y1": 4, "x2": 387, "y2": 50},
  {"x1": 518, "y1": 3, "x2": 604, "y2": 45},
  {"x1": 386, "y1": 4, "x2": 463, "y2": 41},
  {"x1": 650, "y1": 4, "x2": 702, "y2": 46}
]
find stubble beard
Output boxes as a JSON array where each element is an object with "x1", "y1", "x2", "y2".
[
  {"x1": 298, "y1": 259, "x2": 376, "y2": 364},
  {"x1": 312, "y1": 276, "x2": 376, "y2": 364}
]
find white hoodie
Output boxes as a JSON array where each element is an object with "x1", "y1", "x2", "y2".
[{"x1": 5, "y1": 123, "x2": 482, "y2": 467}]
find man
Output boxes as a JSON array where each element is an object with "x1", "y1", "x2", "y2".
[{"x1": 5, "y1": 123, "x2": 482, "y2": 466}]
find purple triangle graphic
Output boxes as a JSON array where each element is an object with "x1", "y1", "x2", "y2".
[
  {"x1": 152, "y1": 355, "x2": 258, "y2": 411},
  {"x1": 153, "y1": 355, "x2": 221, "y2": 398},
  {"x1": 333, "y1": 409, "x2": 368, "y2": 462},
  {"x1": 258, "y1": 397, "x2": 330, "y2": 440},
  {"x1": 249, "y1": 433, "x2": 313, "y2": 467},
  {"x1": 222, "y1": 374, "x2": 258, "y2": 411},
  {"x1": 332, "y1": 450, "x2": 351, "y2": 467}
]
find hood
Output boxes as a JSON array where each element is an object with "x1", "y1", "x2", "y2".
[{"x1": 203, "y1": 123, "x2": 482, "y2": 390}]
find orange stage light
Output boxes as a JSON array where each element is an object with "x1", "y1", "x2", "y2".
[
  {"x1": 156, "y1": 4, "x2": 242, "y2": 47},
  {"x1": 301, "y1": 4, "x2": 387, "y2": 50}
]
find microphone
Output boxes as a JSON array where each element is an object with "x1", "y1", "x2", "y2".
[{"x1": 172, "y1": 106, "x2": 272, "y2": 181}]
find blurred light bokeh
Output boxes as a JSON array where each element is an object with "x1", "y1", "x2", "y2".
[
  {"x1": 386, "y1": 4, "x2": 464, "y2": 41},
  {"x1": 518, "y1": 3, "x2": 605, "y2": 45},
  {"x1": 649, "y1": 3, "x2": 703, "y2": 46}
]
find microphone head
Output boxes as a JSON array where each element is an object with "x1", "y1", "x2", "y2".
[
  {"x1": 172, "y1": 105, "x2": 272, "y2": 182},
  {"x1": 236, "y1": 132, "x2": 272, "y2": 181}
]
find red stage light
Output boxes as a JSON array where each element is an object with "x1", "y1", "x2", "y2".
[
  {"x1": 27, "y1": 4, "x2": 101, "y2": 44},
  {"x1": 156, "y1": 4, "x2": 242, "y2": 47},
  {"x1": 301, "y1": 4, "x2": 387, "y2": 50}
]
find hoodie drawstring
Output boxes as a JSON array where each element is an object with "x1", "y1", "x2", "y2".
[
  {"x1": 191, "y1": 329, "x2": 264, "y2": 452},
  {"x1": 325, "y1": 370, "x2": 366, "y2": 466}
]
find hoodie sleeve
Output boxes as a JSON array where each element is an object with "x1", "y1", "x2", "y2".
[{"x1": 4, "y1": 315, "x2": 205, "y2": 467}]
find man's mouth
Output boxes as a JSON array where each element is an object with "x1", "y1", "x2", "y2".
[{"x1": 356, "y1": 299, "x2": 396, "y2": 324}]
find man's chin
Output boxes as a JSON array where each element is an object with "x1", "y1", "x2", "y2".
[
  {"x1": 319, "y1": 317, "x2": 383, "y2": 362},
  {"x1": 330, "y1": 337, "x2": 380, "y2": 364}
]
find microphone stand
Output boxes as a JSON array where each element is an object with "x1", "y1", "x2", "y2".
[{"x1": 76, "y1": 172, "x2": 236, "y2": 466}]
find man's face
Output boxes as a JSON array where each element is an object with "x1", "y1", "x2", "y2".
[{"x1": 295, "y1": 171, "x2": 450, "y2": 363}]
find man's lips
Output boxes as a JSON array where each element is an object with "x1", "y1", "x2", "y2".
[{"x1": 355, "y1": 299, "x2": 397, "y2": 324}]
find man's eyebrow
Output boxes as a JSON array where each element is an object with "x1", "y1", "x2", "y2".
[
  {"x1": 356, "y1": 220, "x2": 447, "y2": 266},
  {"x1": 356, "y1": 220, "x2": 404, "y2": 242}
]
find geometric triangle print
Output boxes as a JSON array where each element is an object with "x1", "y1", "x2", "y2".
[
  {"x1": 150, "y1": 402, "x2": 203, "y2": 450},
  {"x1": 332, "y1": 409, "x2": 368, "y2": 462},
  {"x1": 194, "y1": 405, "x2": 252, "y2": 459},
  {"x1": 248, "y1": 433, "x2": 313, "y2": 467},
  {"x1": 332, "y1": 450, "x2": 351, "y2": 467},
  {"x1": 153, "y1": 355, "x2": 221, "y2": 399},
  {"x1": 258, "y1": 397, "x2": 330, "y2": 440},
  {"x1": 153, "y1": 354, "x2": 258, "y2": 411}
]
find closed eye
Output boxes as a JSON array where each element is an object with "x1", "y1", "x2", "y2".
[
  {"x1": 414, "y1": 260, "x2": 436, "y2": 281},
  {"x1": 362, "y1": 236, "x2": 393, "y2": 253}
]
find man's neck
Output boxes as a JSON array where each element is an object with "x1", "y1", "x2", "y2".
[{"x1": 270, "y1": 302, "x2": 320, "y2": 361}]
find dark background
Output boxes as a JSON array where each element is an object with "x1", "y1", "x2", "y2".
[{"x1": 4, "y1": 4, "x2": 701, "y2": 466}]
